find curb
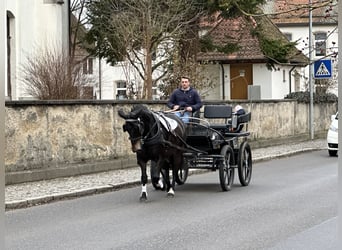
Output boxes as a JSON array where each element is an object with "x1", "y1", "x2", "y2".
[
  {"x1": 5, "y1": 181, "x2": 141, "y2": 210},
  {"x1": 252, "y1": 147, "x2": 322, "y2": 163}
]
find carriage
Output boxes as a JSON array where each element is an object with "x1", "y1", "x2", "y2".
[
  {"x1": 151, "y1": 104, "x2": 252, "y2": 192},
  {"x1": 119, "y1": 104, "x2": 252, "y2": 200}
]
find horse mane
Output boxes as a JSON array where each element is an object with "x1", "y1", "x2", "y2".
[{"x1": 130, "y1": 105, "x2": 150, "y2": 118}]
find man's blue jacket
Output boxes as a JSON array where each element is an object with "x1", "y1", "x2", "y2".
[{"x1": 167, "y1": 87, "x2": 202, "y2": 112}]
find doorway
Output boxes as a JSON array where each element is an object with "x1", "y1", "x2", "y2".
[{"x1": 230, "y1": 64, "x2": 252, "y2": 99}]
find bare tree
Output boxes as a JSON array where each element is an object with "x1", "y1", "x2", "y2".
[
  {"x1": 86, "y1": 0, "x2": 203, "y2": 100},
  {"x1": 20, "y1": 1, "x2": 96, "y2": 100},
  {"x1": 21, "y1": 46, "x2": 93, "y2": 100}
]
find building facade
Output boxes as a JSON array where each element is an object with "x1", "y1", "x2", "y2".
[
  {"x1": 6, "y1": 0, "x2": 69, "y2": 100},
  {"x1": 264, "y1": 0, "x2": 338, "y2": 95}
]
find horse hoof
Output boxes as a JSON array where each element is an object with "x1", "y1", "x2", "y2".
[
  {"x1": 167, "y1": 189, "x2": 175, "y2": 198},
  {"x1": 140, "y1": 192, "x2": 147, "y2": 202},
  {"x1": 167, "y1": 193, "x2": 175, "y2": 198}
]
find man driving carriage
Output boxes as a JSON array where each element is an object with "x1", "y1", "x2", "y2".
[{"x1": 167, "y1": 76, "x2": 202, "y2": 123}]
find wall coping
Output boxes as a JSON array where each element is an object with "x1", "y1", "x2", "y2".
[{"x1": 5, "y1": 99, "x2": 296, "y2": 107}]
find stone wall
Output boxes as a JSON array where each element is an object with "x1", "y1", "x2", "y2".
[{"x1": 5, "y1": 100, "x2": 337, "y2": 174}]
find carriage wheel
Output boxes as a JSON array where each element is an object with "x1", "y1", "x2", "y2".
[
  {"x1": 175, "y1": 158, "x2": 189, "y2": 185},
  {"x1": 237, "y1": 141, "x2": 252, "y2": 186},
  {"x1": 219, "y1": 145, "x2": 235, "y2": 191},
  {"x1": 150, "y1": 161, "x2": 166, "y2": 190}
]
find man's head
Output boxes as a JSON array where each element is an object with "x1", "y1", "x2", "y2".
[{"x1": 180, "y1": 76, "x2": 190, "y2": 90}]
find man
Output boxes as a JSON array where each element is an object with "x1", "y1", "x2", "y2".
[{"x1": 167, "y1": 76, "x2": 202, "y2": 123}]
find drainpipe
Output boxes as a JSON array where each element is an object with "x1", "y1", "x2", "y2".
[
  {"x1": 289, "y1": 66, "x2": 296, "y2": 94},
  {"x1": 220, "y1": 63, "x2": 225, "y2": 100},
  {"x1": 99, "y1": 58, "x2": 102, "y2": 100},
  {"x1": 67, "y1": 0, "x2": 71, "y2": 57}
]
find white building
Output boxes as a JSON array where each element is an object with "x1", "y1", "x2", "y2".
[
  {"x1": 6, "y1": 0, "x2": 69, "y2": 100},
  {"x1": 5, "y1": 0, "x2": 145, "y2": 101},
  {"x1": 197, "y1": 14, "x2": 308, "y2": 100},
  {"x1": 263, "y1": 0, "x2": 338, "y2": 95}
]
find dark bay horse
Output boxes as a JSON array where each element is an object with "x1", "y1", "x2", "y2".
[{"x1": 118, "y1": 104, "x2": 187, "y2": 201}]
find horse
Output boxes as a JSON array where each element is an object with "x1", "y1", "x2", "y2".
[{"x1": 118, "y1": 104, "x2": 187, "y2": 201}]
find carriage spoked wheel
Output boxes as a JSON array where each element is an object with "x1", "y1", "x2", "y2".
[
  {"x1": 175, "y1": 158, "x2": 189, "y2": 185},
  {"x1": 237, "y1": 141, "x2": 252, "y2": 186},
  {"x1": 219, "y1": 145, "x2": 235, "y2": 191}
]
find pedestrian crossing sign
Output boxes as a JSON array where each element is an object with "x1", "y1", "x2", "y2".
[{"x1": 314, "y1": 59, "x2": 332, "y2": 79}]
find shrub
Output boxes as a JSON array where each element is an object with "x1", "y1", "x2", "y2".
[{"x1": 285, "y1": 91, "x2": 338, "y2": 103}]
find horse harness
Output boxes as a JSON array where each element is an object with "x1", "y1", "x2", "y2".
[{"x1": 124, "y1": 112, "x2": 205, "y2": 154}]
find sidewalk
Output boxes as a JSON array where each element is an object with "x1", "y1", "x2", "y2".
[{"x1": 5, "y1": 139, "x2": 327, "y2": 210}]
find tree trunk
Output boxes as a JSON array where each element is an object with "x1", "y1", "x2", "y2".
[{"x1": 145, "y1": 48, "x2": 153, "y2": 100}]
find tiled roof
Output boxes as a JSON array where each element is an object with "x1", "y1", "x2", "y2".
[
  {"x1": 197, "y1": 16, "x2": 265, "y2": 62},
  {"x1": 263, "y1": 0, "x2": 338, "y2": 25},
  {"x1": 197, "y1": 14, "x2": 308, "y2": 65}
]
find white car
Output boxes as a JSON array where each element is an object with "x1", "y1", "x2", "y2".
[{"x1": 327, "y1": 112, "x2": 338, "y2": 156}]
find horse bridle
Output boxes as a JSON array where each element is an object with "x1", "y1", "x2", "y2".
[
  {"x1": 123, "y1": 118, "x2": 144, "y2": 143},
  {"x1": 124, "y1": 117, "x2": 160, "y2": 145}
]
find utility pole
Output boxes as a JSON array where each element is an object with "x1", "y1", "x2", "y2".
[
  {"x1": 338, "y1": 0, "x2": 342, "y2": 247},
  {"x1": 308, "y1": 0, "x2": 314, "y2": 140}
]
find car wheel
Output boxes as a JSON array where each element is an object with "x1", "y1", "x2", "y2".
[{"x1": 328, "y1": 150, "x2": 337, "y2": 157}]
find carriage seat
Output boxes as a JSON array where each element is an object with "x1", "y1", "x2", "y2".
[
  {"x1": 203, "y1": 105, "x2": 251, "y2": 134},
  {"x1": 230, "y1": 112, "x2": 251, "y2": 133},
  {"x1": 204, "y1": 105, "x2": 233, "y2": 119},
  {"x1": 204, "y1": 105, "x2": 233, "y2": 132}
]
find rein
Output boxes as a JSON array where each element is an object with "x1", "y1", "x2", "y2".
[{"x1": 142, "y1": 118, "x2": 162, "y2": 145}]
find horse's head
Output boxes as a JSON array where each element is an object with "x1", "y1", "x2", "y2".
[{"x1": 118, "y1": 105, "x2": 151, "y2": 152}]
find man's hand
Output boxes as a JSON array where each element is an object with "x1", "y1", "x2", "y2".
[
  {"x1": 173, "y1": 105, "x2": 180, "y2": 111},
  {"x1": 185, "y1": 107, "x2": 192, "y2": 112}
]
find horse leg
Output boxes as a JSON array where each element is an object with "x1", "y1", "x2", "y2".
[
  {"x1": 139, "y1": 161, "x2": 148, "y2": 202},
  {"x1": 168, "y1": 156, "x2": 183, "y2": 197},
  {"x1": 164, "y1": 166, "x2": 173, "y2": 197},
  {"x1": 167, "y1": 168, "x2": 176, "y2": 197},
  {"x1": 151, "y1": 160, "x2": 165, "y2": 190}
]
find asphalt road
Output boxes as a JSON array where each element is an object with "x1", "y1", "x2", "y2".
[{"x1": 5, "y1": 150, "x2": 337, "y2": 250}]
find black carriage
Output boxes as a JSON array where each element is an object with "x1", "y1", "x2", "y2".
[
  {"x1": 120, "y1": 104, "x2": 252, "y2": 200},
  {"x1": 176, "y1": 104, "x2": 252, "y2": 191}
]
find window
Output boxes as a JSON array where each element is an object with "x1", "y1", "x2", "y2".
[
  {"x1": 83, "y1": 58, "x2": 93, "y2": 75},
  {"x1": 284, "y1": 33, "x2": 292, "y2": 41},
  {"x1": 116, "y1": 80, "x2": 127, "y2": 99},
  {"x1": 315, "y1": 32, "x2": 327, "y2": 56},
  {"x1": 152, "y1": 82, "x2": 159, "y2": 100},
  {"x1": 44, "y1": 0, "x2": 64, "y2": 3},
  {"x1": 117, "y1": 81, "x2": 126, "y2": 89}
]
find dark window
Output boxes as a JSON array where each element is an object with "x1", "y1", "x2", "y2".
[
  {"x1": 83, "y1": 58, "x2": 94, "y2": 75},
  {"x1": 88, "y1": 58, "x2": 93, "y2": 74},
  {"x1": 284, "y1": 33, "x2": 292, "y2": 41},
  {"x1": 44, "y1": 0, "x2": 62, "y2": 3},
  {"x1": 315, "y1": 32, "x2": 327, "y2": 56},
  {"x1": 117, "y1": 81, "x2": 126, "y2": 88}
]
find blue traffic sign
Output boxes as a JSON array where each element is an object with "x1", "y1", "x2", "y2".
[{"x1": 314, "y1": 59, "x2": 332, "y2": 79}]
